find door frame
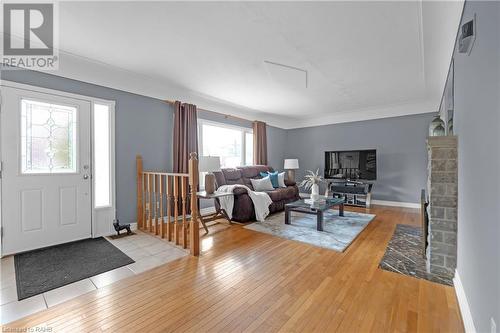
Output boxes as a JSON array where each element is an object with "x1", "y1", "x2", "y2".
[{"x1": 0, "y1": 80, "x2": 116, "y2": 257}]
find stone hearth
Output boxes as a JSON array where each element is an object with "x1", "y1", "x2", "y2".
[{"x1": 379, "y1": 224, "x2": 453, "y2": 285}]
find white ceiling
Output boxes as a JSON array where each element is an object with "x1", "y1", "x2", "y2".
[{"x1": 7, "y1": 1, "x2": 464, "y2": 128}]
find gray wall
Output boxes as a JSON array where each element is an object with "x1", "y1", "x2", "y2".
[
  {"x1": 285, "y1": 113, "x2": 434, "y2": 203},
  {"x1": 1, "y1": 68, "x2": 174, "y2": 225},
  {"x1": 449, "y1": 1, "x2": 500, "y2": 331},
  {"x1": 267, "y1": 126, "x2": 287, "y2": 172}
]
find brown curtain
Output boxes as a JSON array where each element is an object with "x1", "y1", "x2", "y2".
[
  {"x1": 173, "y1": 101, "x2": 198, "y2": 173},
  {"x1": 253, "y1": 121, "x2": 267, "y2": 165},
  {"x1": 173, "y1": 101, "x2": 198, "y2": 214}
]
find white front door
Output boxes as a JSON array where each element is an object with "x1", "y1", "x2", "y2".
[{"x1": 1, "y1": 86, "x2": 92, "y2": 255}]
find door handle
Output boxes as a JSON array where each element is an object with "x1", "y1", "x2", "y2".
[{"x1": 83, "y1": 174, "x2": 89, "y2": 180}]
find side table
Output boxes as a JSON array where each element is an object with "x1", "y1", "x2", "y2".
[{"x1": 196, "y1": 191, "x2": 233, "y2": 233}]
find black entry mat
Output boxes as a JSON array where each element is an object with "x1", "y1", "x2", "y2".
[
  {"x1": 378, "y1": 224, "x2": 453, "y2": 286},
  {"x1": 14, "y1": 237, "x2": 134, "y2": 300}
]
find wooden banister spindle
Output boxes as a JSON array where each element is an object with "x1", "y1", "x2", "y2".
[
  {"x1": 166, "y1": 176, "x2": 172, "y2": 241},
  {"x1": 135, "y1": 154, "x2": 199, "y2": 256},
  {"x1": 148, "y1": 173, "x2": 153, "y2": 232},
  {"x1": 145, "y1": 173, "x2": 149, "y2": 231},
  {"x1": 144, "y1": 173, "x2": 147, "y2": 231},
  {"x1": 142, "y1": 173, "x2": 146, "y2": 231},
  {"x1": 181, "y1": 176, "x2": 188, "y2": 249},
  {"x1": 136, "y1": 155, "x2": 143, "y2": 229},
  {"x1": 174, "y1": 176, "x2": 180, "y2": 245},
  {"x1": 159, "y1": 175, "x2": 164, "y2": 238},
  {"x1": 188, "y1": 152, "x2": 200, "y2": 256},
  {"x1": 151, "y1": 174, "x2": 154, "y2": 234},
  {"x1": 154, "y1": 174, "x2": 159, "y2": 235}
]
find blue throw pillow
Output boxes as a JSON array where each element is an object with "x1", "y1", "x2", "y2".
[{"x1": 260, "y1": 171, "x2": 279, "y2": 188}]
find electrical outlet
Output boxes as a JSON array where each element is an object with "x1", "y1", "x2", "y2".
[{"x1": 492, "y1": 317, "x2": 497, "y2": 333}]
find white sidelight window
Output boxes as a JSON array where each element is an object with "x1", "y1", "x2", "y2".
[{"x1": 93, "y1": 103, "x2": 112, "y2": 208}]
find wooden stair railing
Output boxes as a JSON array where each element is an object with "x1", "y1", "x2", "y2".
[{"x1": 136, "y1": 153, "x2": 200, "y2": 256}]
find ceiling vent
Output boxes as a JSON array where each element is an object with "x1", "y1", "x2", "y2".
[{"x1": 458, "y1": 15, "x2": 476, "y2": 55}]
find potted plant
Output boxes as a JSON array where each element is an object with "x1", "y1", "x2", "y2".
[{"x1": 299, "y1": 169, "x2": 325, "y2": 202}]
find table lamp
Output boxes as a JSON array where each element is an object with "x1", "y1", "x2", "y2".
[
  {"x1": 199, "y1": 156, "x2": 221, "y2": 194},
  {"x1": 284, "y1": 158, "x2": 299, "y2": 182}
]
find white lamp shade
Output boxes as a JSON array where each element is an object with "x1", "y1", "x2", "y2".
[
  {"x1": 199, "y1": 156, "x2": 221, "y2": 172},
  {"x1": 284, "y1": 159, "x2": 299, "y2": 170}
]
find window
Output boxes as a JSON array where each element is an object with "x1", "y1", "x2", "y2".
[
  {"x1": 198, "y1": 120, "x2": 253, "y2": 168},
  {"x1": 245, "y1": 132, "x2": 253, "y2": 166},
  {"x1": 93, "y1": 103, "x2": 112, "y2": 208},
  {"x1": 21, "y1": 99, "x2": 77, "y2": 174}
]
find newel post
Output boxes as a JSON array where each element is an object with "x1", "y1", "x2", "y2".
[
  {"x1": 188, "y1": 152, "x2": 200, "y2": 256},
  {"x1": 136, "y1": 155, "x2": 143, "y2": 229}
]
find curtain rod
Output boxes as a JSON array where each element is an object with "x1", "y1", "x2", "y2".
[{"x1": 164, "y1": 99, "x2": 254, "y2": 124}]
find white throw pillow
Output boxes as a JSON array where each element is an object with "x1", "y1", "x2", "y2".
[
  {"x1": 251, "y1": 176, "x2": 275, "y2": 192},
  {"x1": 278, "y1": 172, "x2": 286, "y2": 188}
]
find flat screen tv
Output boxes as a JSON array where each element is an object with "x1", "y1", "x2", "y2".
[{"x1": 325, "y1": 150, "x2": 377, "y2": 181}]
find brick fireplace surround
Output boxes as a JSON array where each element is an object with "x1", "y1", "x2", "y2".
[{"x1": 426, "y1": 136, "x2": 458, "y2": 279}]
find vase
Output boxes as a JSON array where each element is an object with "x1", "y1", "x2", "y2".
[
  {"x1": 311, "y1": 183, "x2": 320, "y2": 201},
  {"x1": 429, "y1": 115, "x2": 446, "y2": 137},
  {"x1": 448, "y1": 117, "x2": 454, "y2": 135},
  {"x1": 433, "y1": 124, "x2": 445, "y2": 136}
]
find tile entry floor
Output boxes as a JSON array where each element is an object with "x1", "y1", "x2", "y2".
[{"x1": 0, "y1": 230, "x2": 188, "y2": 324}]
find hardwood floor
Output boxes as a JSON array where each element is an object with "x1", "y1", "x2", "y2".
[{"x1": 5, "y1": 205, "x2": 463, "y2": 332}]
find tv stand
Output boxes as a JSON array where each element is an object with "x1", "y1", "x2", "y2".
[{"x1": 328, "y1": 180, "x2": 373, "y2": 208}]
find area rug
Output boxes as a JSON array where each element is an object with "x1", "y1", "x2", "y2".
[
  {"x1": 378, "y1": 224, "x2": 453, "y2": 286},
  {"x1": 14, "y1": 237, "x2": 134, "y2": 300},
  {"x1": 244, "y1": 210, "x2": 375, "y2": 252}
]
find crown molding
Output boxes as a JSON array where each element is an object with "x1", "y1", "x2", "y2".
[
  {"x1": 31, "y1": 49, "x2": 286, "y2": 126},
  {"x1": 283, "y1": 99, "x2": 438, "y2": 129},
  {"x1": 28, "y1": 49, "x2": 437, "y2": 130}
]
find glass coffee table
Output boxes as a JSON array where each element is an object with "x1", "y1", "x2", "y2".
[{"x1": 285, "y1": 198, "x2": 345, "y2": 231}]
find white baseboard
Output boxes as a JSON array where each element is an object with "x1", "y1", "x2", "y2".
[
  {"x1": 454, "y1": 269, "x2": 477, "y2": 333},
  {"x1": 371, "y1": 200, "x2": 420, "y2": 209}
]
